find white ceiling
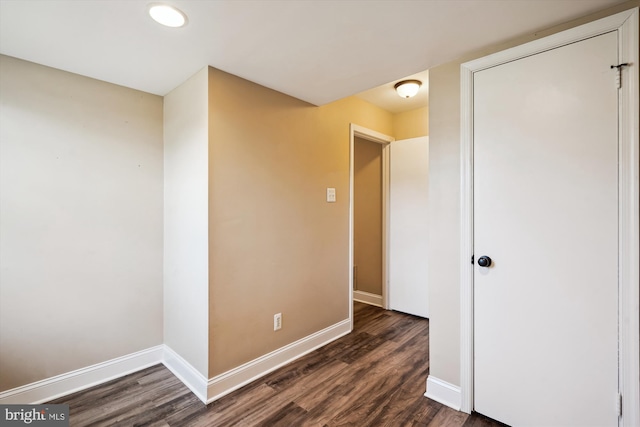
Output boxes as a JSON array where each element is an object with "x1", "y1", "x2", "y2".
[
  {"x1": 0, "y1": 0, "x2": 624, "y2": 109},
  {"x1": 356, "y1": 69, "x2": 430, "y2": 114}
]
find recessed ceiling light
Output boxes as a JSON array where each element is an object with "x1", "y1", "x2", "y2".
[
  {"x1": 394, "y1": 80, "x2": 422, "y2": 98},
  {"x1": 148, "y1": 3, "x2": 187, "y2": 28}
]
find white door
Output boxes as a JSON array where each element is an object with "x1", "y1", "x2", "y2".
[
  {"x1": 389, "y1": 137, "x2": 429, "y2": 318},
  {"x1": 474, "y1": 32, "x2": 619, "y2": 426}
]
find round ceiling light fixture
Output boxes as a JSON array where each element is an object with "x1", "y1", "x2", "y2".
[
  {"x1": 148, "y1": 3, "x2": 188, "y2": 28},
  {"x1": 394, "y1": 80, "x2": 422, "y2": 98}
]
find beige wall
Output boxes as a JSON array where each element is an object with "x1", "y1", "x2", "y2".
[
  {"x1": 164, "y1": 67, "x2": 210, "y2": 377},
  {"x1": 207, "y1": 67, "x2": 393, "y2": 375},
  {"x1": 428, "y1": 0, "x2": 640, "y2": 386},
  {"x1": 353, "y1": 136, "x2": 383, "y2": 295},
  {"x1": 393, "y1": 106, "x2": 428, "y2": 140},
  {"x1": 0, "y1": 55, "x2": 164, "y2": 392}
]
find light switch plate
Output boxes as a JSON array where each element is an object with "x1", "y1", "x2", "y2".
[{"x1": 326, "y1": 188, "x2": 336, "y2": 202}]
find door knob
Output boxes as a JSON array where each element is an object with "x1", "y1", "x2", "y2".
[{"x1": 478, "y1": 256, "x2": 492, "y2": 267}]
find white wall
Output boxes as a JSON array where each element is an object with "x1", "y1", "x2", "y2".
[
  {"x1": 163, "y1": 67, "x2": 209, "y2": 377},
  {"x1": 428, "y1": 63, "x2": 462, "y2": 383},
  {"x1": 0, "y1": 55, "x2": 164, "y2": 392}
]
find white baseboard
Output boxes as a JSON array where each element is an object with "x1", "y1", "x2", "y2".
[
  {"x1": 0, "y1": 320, "x2": 352, "y2": 407},
  {"x1": 206, "y1": 319, "x2": 351, "y2": 403},
  {"x1": 0, "y1": 346, "x2": 164, "y2": 405},
  {"x1": 425, "y1": 375, "x2": 462, "y2": 411},
  {"x1": 162, "y1": 345, "x2": 208, "y2": 403},
  {"x1": 353, "y1": 290, "x2": 383, "y2": 307}
]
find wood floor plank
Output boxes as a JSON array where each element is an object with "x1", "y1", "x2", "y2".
[
  {"x1": 263, "y1": 352, "x2": 335, "y2": 391},
  {"x1": 255, "y1": 401, "x2": 309, "y2": 427},
  {"x1": 46, "y1": 303, "x2": 506, "y2": 426},
  {"x1": 323, "y1": 347, "x2": 428, "y2": 426},
  {"x1": 188, "y1": 384, "x2": 280, "y2": 426},
  {"x1": 462, "y1": 412, "x2": 510, "y2": 427},
  {"x1": 428, "y1": 406, "x2": 471, "y2": 427}
]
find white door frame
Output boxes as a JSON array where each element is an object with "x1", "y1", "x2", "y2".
[
  {"x1": 459, "y1": 8, "x2": 639, "y2": 425},
  {"x1": 349, "y1": 124, "x2": 394, "y2": 323}
]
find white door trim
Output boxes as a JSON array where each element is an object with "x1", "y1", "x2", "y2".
[
  {"x1": 459, "y1": 8, "x2": 639, "y2": 425},
  {"x1": 349, "y1": 124, "x2": 394, "y2": 326}
]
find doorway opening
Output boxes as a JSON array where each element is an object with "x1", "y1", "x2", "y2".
[{"x1": 349, "y1": 124, "x2": 393, "y2": 325}]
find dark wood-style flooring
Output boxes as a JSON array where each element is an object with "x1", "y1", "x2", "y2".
[{"x1": 50, "y1": 303, "x2": 505, "y2": 426}]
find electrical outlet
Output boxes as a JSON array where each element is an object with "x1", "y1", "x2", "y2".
[
  {"x1": 326, "y1": 188, "x2": 336, "y2": 203},
  {"x1": 274, "y1": 313, "x2": 282, "y2": 331}
]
